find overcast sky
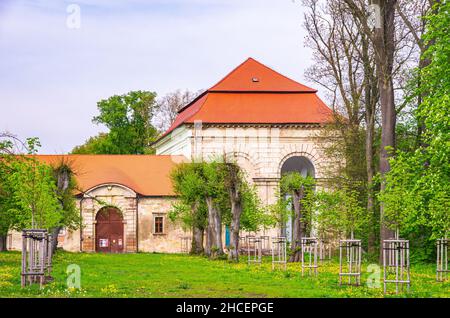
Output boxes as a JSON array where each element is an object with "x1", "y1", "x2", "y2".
[{"x1": 0, "y1": 0, "x2": 315, "y2": 154}]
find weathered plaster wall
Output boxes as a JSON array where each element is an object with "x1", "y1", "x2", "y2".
[
  {"x1": 156, "y1": 124, "x2": 329, "y2": 207},
  {"x1": 137, "y1": 197, "x2": 188, "y2": 253}
]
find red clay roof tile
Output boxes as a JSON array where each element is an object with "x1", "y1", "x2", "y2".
[
  {"x1": 161, "y1": 57, "x2": 333, "y2": 138},
  {"x1": 33, "y1": 155, "x2": 186, "y2": 196}
]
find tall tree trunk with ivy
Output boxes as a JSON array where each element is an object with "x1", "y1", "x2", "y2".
[
  {"x1": 190, "y1": 202, "x2": 205, "y2": 255},
  {"x1": 289, "y1": 189, "x2": 304, "y2": 262},
  {"x1": 51, "y1": 164, "x2": 71, "y2": 253},
  {"x1": 205, "y1": 197, "x2": 223, "y2": 258},
  {"x1": 191, "y1": 226, "x2": 204, "y2": 255}
]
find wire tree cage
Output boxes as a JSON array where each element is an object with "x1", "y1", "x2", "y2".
[
  {"x1": 271, "y1": 236, "x2": 287, "y2": 271},
  {"x1": 21, "y1": 229, "x2": 53, "y2": 288},
  {"x1": 300, "y1": 237, "x2": 319, "y2": 276},
  {"x1": 382, "y1": 231, "x2": 410, "y2": 294},
  {"x1": 339, "y1": 238, "x2": 362, "y2": 286},
  {"x1": 247, "y1": 236, "x2": 262, "y2": 265},
  {"x1": 319, "y1": 238, "x2": 333, "y2": 261},
  {"x1": 180, "y1": 236, "x2": 191, "y2": 254},
  {"x1": 436, "y1": 238, "x2": 449, "y2": 282}
]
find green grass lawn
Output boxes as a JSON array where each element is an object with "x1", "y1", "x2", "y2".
[{"x1": 0, "y1": 251, "x2": 448, "y2": 298}]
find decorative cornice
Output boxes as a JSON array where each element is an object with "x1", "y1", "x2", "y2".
[{"x1": 184, "y1": 123, "x2": 325, "y2": 129}]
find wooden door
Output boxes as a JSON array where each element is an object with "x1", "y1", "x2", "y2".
[{"x1": 95, "y1": 207, "x2": 124, "y2": 253}]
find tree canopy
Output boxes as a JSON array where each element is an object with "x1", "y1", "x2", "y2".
[
  {"x1": 0, "y1": 135, "x2": 79, "y2": 251},
  {"x1": 72, "y1": 90, "x2": 159, "y2": 154},
  {"x1": 380, "y1": 1, "x2": 450, "y2": 241}
]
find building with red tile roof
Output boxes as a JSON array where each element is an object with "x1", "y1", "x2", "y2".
[
  {"x1": 159, "y1": 57, "x2": 333, "y2": 138},
  {"x1": 8, "y1": 58, "x2": 335, "y2": 254}
]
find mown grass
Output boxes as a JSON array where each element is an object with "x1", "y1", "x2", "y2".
[{"x1": 0, "y1": 251, "x2": 448, "y2": 298}]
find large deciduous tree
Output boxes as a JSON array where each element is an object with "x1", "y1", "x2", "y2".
[
  {"x1": 223, "y1": 160, "x2": 263, "y2": 262},
  {"x1": 49, "y1": 160, "x2": 80, "y2": 253},
  {"x1": 380, "y1": 1, "x2": 450, "y2": 256},
  {"x1": 170, "y1": 162, "x2": 208, "y2": 255},
  {"x1": 153, "y1": 89, "x2": 202, "y2": 132},
  {"x1": 72, "y1": 91, "x2": 159, "y2": 154},
  {"x1": 302, "y1": 0, "x2": 379, "y2": 252},
  {"x1": 0, "y1": 134, "x2": 80, "y2": 252},
  {"x1": 342, "y1": 0, "x2": 399, "y2": 258}
]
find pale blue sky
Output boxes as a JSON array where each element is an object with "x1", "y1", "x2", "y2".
[{"x1": 0, "y1": 0, "x2": 314, "y2": 153}]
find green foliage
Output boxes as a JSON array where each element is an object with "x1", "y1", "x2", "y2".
[
  {"x1": 268, "y1": 190, "x2": 290, "y2": 228},
  {"x1": 280, "y1": 172, "x2": 315, "y2": 195},
  {"x1": 4, "y1": 157, "x2": 62, "y2": 230},
  {"x1": 380, "y1": 1, "x2": 450, "y2": 255},
  {"x1": 277, "y1": 172, "x2": 316, "y2": 229},
  {"x1": 315, "y1": 186, "x2": 367, "y2": 238},
  {"x1": 71, "y1": 133, "x2": 110, "y2": 154},
  {"x1": 1, "y1": 137, "x2": 80, "y2": 236},
  {"x1": 1, "y1": 252, "x2": 448, "y2": 297},
  {"x1": 51, "y1": 162, "x2": 81, "y2": 231},
  {"x1": 170, "y1": 160, "x2": 268, "y2": 236},
  {"x1": 72, "y1": 91, "x2": 159, "y2": 154},
  {"x1": 239, "y1": 183, "x2": 270, "y2": 232},
  {"x1": 170, "y1": 162, "x2": 208, "y2": 231}
]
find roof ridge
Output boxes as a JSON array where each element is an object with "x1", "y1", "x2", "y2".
[
  {"x1": 209, "y1": 57, "x2": 254, "y2": 90},
  {"x1": 247, "y1": 58, "x2": 317, "y2": 93},
  {"x1": 210, "y1": 57, "x2": 316, "y2": 93}
]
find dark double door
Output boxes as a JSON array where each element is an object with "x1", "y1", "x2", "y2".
[{"x1": 95, "y1": 207, "x2": 124, "y2": 253}]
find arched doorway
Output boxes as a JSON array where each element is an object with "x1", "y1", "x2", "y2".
[
  {"x1": 95, "y1": 207, "x2": 124, "y2": 253},
  {"x1": 280, "y1": 156, "x2": 315, "y2": 241}
]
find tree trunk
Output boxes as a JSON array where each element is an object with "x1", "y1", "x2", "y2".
[
  {"x1": 289, "y1": 189, "x2": 304, "y2": 262},
  {"x1": 54, "y1": 166, "x2": 71, "y2": 254},
  {"x1": 343, "y1": 0, "x2": 398, "y2": 263},
  {"x1": 49, "y1": 226, "x2": 62, "y2": 253},
  {"x1": 228, "y1": 198, "x2": 243, "y2": 262},
  {"x1": 378, "y1": 75, "x2": 396, "y2": 253},
  {"x1": 190, "y1": 226, "x2": 204, "y2": 255},
  {"x1": 0, "y1": 234, "x2": 7, "y2": 252},
  {"x1": 362, "y1": 35, "x2": 377, "y2": 255},
  {"x1": 372, "y1": 0, "x2": 397, "y2": 261},
  {"x1": 205, "y1": 197, "x2": 223, "y2": 258}
]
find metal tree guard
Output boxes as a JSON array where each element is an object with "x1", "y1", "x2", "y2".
[
  {"x1": 382, "y1": 238, "x2": 410, "y2": 294},
  {"x1": 301, "y1": 237, "x2": 319, "y2": 277},
  {"x1": 260, "y1": 235, "x2": 270, "y2": 256},
  {"x1": 339, "y1": 239, "x2": 362, "y2": 286},
  {"x1": 239, "y1": 236, "x2": 248, "y2": 255},
  {"x1": 436, "y1": 238, "x2": 449, "y2": 282},
  {"x1": 319, "y1": 238, "x2": 332, "y2": 261},
  {"x1": 247, "y1": 236, "x2": 262, "y2": 265},
  {"x1": 180, "y1": 236, "x2": 191, "y2": 254},
  {"x1": 21, "y1": 229, "x2": 53, "y2": 288},
  {"x1": 271, "y1": 236, "x2": 287, "y2": 271}
]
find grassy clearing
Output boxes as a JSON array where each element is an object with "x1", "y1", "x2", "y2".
[{"x1": 0, "y1": 251, "x2": 448, "y2": 298}]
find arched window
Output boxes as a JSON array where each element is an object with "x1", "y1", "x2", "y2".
[
  {"x1": 280, "y1": 156, "x2": 315, "y2": 178},
  {"x1": 279, "y1": 156, "x2": 315, "y2": 241}
]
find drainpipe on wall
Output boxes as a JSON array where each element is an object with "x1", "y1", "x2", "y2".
[
  {"x1": 79, "y1": 197, "x2": 84, "y2": 252},
  {"x1": 136, "y1": 195, "x2": 139, "y2": 253}
]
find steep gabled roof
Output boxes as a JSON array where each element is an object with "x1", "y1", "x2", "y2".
[
  {"x1": 33, "y1": 155, "x2": 186, "y2": 196},
  {"x1": 160, "y1": 57, "x2": 333, "y2": 139}
]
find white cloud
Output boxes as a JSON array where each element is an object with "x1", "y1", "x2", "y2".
[{"x1": 0, "y1": 0, "x2": 314, "y2": 153}]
